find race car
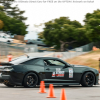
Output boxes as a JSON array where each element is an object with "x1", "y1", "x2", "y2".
[{"x1": 0, "y1": 56, "x2": 99, "y2": 88}]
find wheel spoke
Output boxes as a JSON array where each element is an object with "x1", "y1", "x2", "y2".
[
  {"x1": 26, "y1": 75, "x2": 37, "y2": 87},
  {"x1": 85, "y1": 73, "x2": 94, "y2": 86}
]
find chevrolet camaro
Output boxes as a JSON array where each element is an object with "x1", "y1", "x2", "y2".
[{"x1": 0, "y1": 56, "x2": 99, "y2": 87}]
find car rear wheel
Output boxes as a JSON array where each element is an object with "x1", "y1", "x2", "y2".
[
  {"x1": 23, "y1": 73, "x2": 38, "y2": 88},
  {"x1": 81, "y1": 72, "x2": 95, "y2": 87},
  {"x1": 4, "y1": 83, "x2": 14, "y2": 87}
]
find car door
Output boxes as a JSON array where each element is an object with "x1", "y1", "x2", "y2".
[{"x1": 44, "y1": 58, "x2": 75, "y2": 84}]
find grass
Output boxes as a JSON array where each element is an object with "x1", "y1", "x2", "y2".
[{"x1": 65, "y1": 50, "x2": 100, "y2": 70}]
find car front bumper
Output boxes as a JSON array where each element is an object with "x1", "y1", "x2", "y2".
[{"x1": 95, "y1": 73, "x2": 99, "y2": 85}]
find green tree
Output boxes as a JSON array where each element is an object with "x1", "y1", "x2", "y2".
[
  {"x1": 0, "y1": 0, "x2": 27, "y2": 22},
  {"x1": 38, "y1": 17, "x2": 85, "y2": 51},
  {"x1": 0, "y1": 6, "x2": 27, "y2": 35},
  {"x1": 84, "y1": 9, "x2": 100, "y2": 42},
  {"x1": 38, "y1": 32, "x2": 44, "y2": 39},
  {"x1": 0, "y1": 20, "x2": 4, "y2": 29},
  {"x1": 0, "y1": 1, "x2": 28, "y2": 35}
]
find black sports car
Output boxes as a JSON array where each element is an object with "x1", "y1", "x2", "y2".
[{"x1": 0, "y1": 56, "x2": 99, "y2": 87}]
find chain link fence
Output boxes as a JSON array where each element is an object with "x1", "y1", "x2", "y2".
[
  {"x1": 27, "y1": 52, "x2": 88, "y2": 61},
  {"x1": 71, "y1": 42, "x2": 100, "y2": 52},
  {"x1": 0, "y1": 42, "x2": 38, "y2": 56},
  {"x1": 1, "y1": 41, "x2": 100, "y2": 61}
]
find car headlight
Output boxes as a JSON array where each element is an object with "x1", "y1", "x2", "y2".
[{"x1": 3, "y1": 67, "x2": 14, "y2": 71}]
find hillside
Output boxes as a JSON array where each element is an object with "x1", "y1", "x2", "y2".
[{"x1": 65, "y1": 50, "x2": 100, "y2": 70}]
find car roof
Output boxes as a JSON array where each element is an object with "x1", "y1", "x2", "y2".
[
  {"x1": 10, "y1": 56, "x2": 37, "y2": 65},
  {"x1": 10, "y1": 55, "x2": 59, "y2": 65}
]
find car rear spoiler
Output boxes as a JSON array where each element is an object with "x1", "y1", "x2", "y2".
[{"x1": 0, "y1": 62, "x2": 14, "y2": 66}]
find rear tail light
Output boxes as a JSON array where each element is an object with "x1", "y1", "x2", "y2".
[{"x1": 3, "y1": 67, "x2": 13, "y2": 71}]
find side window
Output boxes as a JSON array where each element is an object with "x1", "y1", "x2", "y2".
[
  {"x1": 34, "y1": 59, "x2": 45, "y2": 66},
  {"x1": 20, "y1": 59, "x2": 35, "y2": 65},
  {"x1": 44, "y1": 59, "x2": 65, "y2": 67}
]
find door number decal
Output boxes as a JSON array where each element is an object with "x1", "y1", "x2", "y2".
[{"x1": 69, "y1": 68, "x2": 73, "y2": 78}]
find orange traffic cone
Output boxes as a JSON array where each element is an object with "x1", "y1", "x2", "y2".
[
  {"x1": 7, "y1": 53, "x2": 13, "y2": 62},
  {"x1": 60, "y1": 89, "x2": 67, "y2": 100},
  {"x1": 38, "y1": 81, "x2": 46, "y2": 93},
  {"x1": 47, "y1": 84, "x2": 56, "y2": 98}
]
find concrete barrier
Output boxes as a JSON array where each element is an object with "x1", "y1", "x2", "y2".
[{"x1": 27, "y1": 52, "x2": 88, "y2": 60}]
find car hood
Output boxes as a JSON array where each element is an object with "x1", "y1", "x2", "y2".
[{"x1": 72, "y1": 64, "x2": 98, "y2": 70}]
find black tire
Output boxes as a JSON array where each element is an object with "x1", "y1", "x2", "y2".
[
  {"x1": 7, "y1": 40, "x2": 10, "y2": 43},
  {"x1": 23, "y1": 73, "x2": 38, "y2": 88},
  {"x1": 81, "y1": 72, "x2": 95, "y2": 87},
  {"x1": 4, "y1": 83, "x2": 14, "y2": 87}
]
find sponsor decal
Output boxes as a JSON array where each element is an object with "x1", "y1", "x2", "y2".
[
  {"x1": 69, "y1": 68, "x2": 73, "y2": 78},
  {"x1": 52, "y1": 72, "x2": 55, "y2": 77},
  {"x1": 56, "y1": 71, "x2": 64, "y2": 77},
  {"x1": 52, "y1": 68, "x2": 64, "y2": 77}
]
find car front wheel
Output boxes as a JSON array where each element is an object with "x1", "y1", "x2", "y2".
[
  {"x1": 23, "y1": 73, "x2": 38, "y2": 88},
  {"x1": 81, "y1": 72, "x2": 95, "y2": 87}
]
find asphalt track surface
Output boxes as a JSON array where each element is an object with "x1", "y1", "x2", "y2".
[{"x1": 0, "y1": 74, "x2": 100, "y2": 100}]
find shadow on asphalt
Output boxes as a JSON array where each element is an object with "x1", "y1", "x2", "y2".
[{"x1": 0, "y1": 84, "x2": 100, "y2": 89}]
